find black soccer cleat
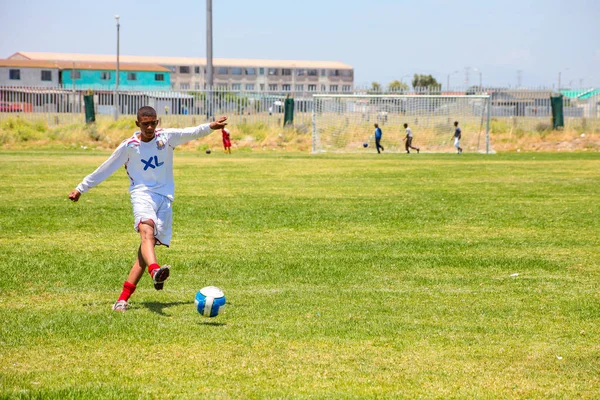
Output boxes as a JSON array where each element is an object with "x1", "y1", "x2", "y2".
[{"x1": 152, "y1": 265, "x2": 170, "y2": 290}]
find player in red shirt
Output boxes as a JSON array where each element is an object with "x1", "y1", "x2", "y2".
[{"x1": 222, "y1": 128, "x2": 232, "y2": 154}]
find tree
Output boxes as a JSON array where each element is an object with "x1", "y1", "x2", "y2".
[
  {"x1": 412, "y1": 74, "x2": 441, "y2": 91},
  {"x1": 369, "y1": 82, "x2": 382, "y2": 93},
  {"x1": 387, "y1": 80, "x2": 409, "y2": 92}
]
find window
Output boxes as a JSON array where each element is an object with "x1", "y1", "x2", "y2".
[
  {"x1": 329, "y1": 85, "x2": 338, "y2": 92},
  {"x1": 295, "y1": 84, "x2": 304, "y2": 92},
  {"x1": 282, "y1": 69, "x2": 292, "y2": 76},
  {"x1": 195, "y1": 66, "x2": 201, "y2": 74},
  {"x1": 127, "y1": 73, "x2": 137, "y2": 81},
  {"x1": 245, "y1": 83, "x2": 255, "y2": 90},
  {"x1": 296, "y1": 69, "x2": 305, "y2": 76},
  {"x1": 260, "y1": 84, "x2": 265, "y2": 91},
  {"x1": 268, "y1": 68, "x2": 278, "y2": 76},
  {"x1": 342, "y1": 85, "x2": 352, "y2": 92},
  {"x1": 259, "y1": 68, "x2": 265, "y2": 75},
  {"x1": 282, "y1": 84, "x2": 291, "y2": 91},
  {"x1": 268, "y1": 84, "x2": 278, "y2": 91},
  {"x1": 321, "y1": 84, "x2": 326, "y2": 91},
  {"x1": 100, "y1": 71, "x2": 110, "y2": 80},
  {"x1": 195, "y1": 83, "x2": 201, "y2": 89},
  {"x1": 231, "y1": 67, "x2": 242, "y2": 75},
  {"x1": 245, "y1": 68, "x2": 256, "y2": 75},
  {"x1": 307, "y1": 69, "x2": 318, "y2": 76},
  {"x1": 72, "y1": 71, "x2": 81, "y2": 79},
  {"x1": 329, "y1": 69, "x2": 340, "y2": 77},
  {"x1": 321, "y1": 69, "x2": 327, "y2": 77},
  {"x1": 218, "y1": 67, "x2": 228, "y2": 75},
  {"x1": 155, "y1": 73, "x2": 165, "y2": 81},
  {"x1": 9, "y1": 69, "x2": 20, "y2": 80},
  {"x1": 341, "y1": 70, "x2": 353, "y2": 77},
  {"x1": 232, "y1": 83, "x2": 241, "y2": 90},
  {"x1": 308, "y1": 84, "x2": 316, "y2": 92},
  {"x1": 41, "y1": 70, "x2": 52, "y2": 81},
  {"x1": 180, "y1": 83, "x2": 189, "y2": 90},
  {"x1": 180, "y1": 66, "x2": 190, "y2": 74}
]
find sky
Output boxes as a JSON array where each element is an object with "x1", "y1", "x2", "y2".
[{"x1": 1, "y1": 0, "x2": 599, "y2": 89}]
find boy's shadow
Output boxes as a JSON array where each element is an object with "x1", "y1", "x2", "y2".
[{"x1": 140, "y1": 301, "x2": 192, "y2": 316}]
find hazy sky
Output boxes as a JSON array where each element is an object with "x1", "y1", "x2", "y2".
[{"x1": 1, "y1": 0, "x2": 599, "y2": 88}]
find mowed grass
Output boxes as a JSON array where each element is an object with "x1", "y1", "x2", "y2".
[{"x1": 0, "y1": 150, "x2": 599, "y2": 399}]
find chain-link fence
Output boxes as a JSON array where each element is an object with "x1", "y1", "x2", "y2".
[{"x1": 1, "y1": 86, "x2": 598, "y2": 133}]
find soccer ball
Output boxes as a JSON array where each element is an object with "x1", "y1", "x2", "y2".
[
  {"x1": 363, "y1": 142, "x2": 368, "y2": 148},
  {"x1": 206, "y1": 149, "x2": 211, "y2": 154},
  {"x1": 195, "y1": 286, "x2": 226, "y2": 318}
]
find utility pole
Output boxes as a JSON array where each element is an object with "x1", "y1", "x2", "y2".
[
  {"x1": 206, "y1": 0, "x2": 213, "y2": 118},
  {"x1": 206, "y1": 0, "x2": 213, "y2": 88},
  {"x1": 114, "y1": 15, "x2": 120, "y2": 121}
]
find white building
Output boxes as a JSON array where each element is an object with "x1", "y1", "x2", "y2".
[{"x1": 8, "y1": 52, "x2": 354, "y2": 93}]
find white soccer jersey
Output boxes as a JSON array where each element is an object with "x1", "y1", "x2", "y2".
[
  {"x1": 76, "y1": 124, "x2": 212, "y2": 201},
  {"x1": 406, "y1": 127, "x2": 413, "y2": 138}
]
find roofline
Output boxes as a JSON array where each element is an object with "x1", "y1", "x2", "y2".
[
  {"x1": 8, "y1": 52, "x2": 353, "y2": 69},
  {"x1": 0, "y1": 58, "x2": 169, "y2": 72}
]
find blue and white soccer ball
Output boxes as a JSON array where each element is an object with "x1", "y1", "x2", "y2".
[
  {"x1": 195, "y1": 286, "x2": 226, "y2": 318},
  {"x1": 363, "y1": 142, "x2": 368, "y2": 148}
]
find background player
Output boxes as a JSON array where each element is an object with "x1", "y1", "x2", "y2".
[
  {"x1": 374, "y1": 123, "x2": 384, "y2": 154},
  {"x1": 452, "y1": 121, "x2": 463, "y2": 154},
  {"x1": 222, "y1": 127, "x2": 232, "y2": 154},
  {"x1": 402, "y1": 123, "x2": 420, "y2": 154}
]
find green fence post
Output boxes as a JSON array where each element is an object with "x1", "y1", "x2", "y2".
[
  {"x1": 84, "y1": 93, "x2": 96, "y2": 124},
  {"x1": 283, "y1": 96, "x2": 294, "y2": 127},
  {"x1": 551, "y1": 94, "x2": 564, "y2": 129}
]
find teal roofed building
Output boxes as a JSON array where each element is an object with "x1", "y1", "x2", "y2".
[
  {"x1": 560, "y1": 89, "x2": 600, "y2": 100},
  {"x1": 0, "y1": 59, "x2": 171, "y2": 90},
  {"x1": 60, "y1": 61, "x2": 171, "y2": 91}
]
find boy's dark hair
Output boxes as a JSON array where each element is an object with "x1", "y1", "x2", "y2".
[
  {"x1": 137, "y1": 106, "x2": 157, "y2": 120},
  {"x1": 454, "y1": 121, "x2": 459, "y2": 126},
  {"x1": 403, "y1": 123, "x2": 408, "y2": 128}
]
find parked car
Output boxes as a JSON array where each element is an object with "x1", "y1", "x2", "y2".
[{"x1": 0, "y1": 102, "x2": 23, "y2": 112}]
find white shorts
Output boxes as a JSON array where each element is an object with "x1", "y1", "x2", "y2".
[
  {"x1": 131, "y1": 191, "x2": 173, "y2": 246},
  {"x1": 454, "y1": 137, "x2": 460, "y2": 148}
]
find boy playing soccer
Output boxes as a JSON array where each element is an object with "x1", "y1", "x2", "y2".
[
  {"x1": 68, "y1": 106, "x2": 228, "y2": 311},
  {"x1": 222, "y1": 127, "x2": 232, "y2": 154},
  {"x1": 402, "y1": 123, "x2": 420, "y2": 154},
  {"x1": 452, "y1": 121, "x2": 463, "y2": 154},
  {"x1": 374, "y1": 123, "x2": 384, "y2": 154}
]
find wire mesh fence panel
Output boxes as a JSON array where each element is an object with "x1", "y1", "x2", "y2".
[
  {"x1": 312, "y1": 94, "x2": 491, "y2": 153},
  {"x1": 1, "y1": 86, "x2": 598, "y2": 145}
]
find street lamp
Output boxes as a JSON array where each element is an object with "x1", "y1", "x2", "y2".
[
  {"x1": 447, "y1": 70, "x2": 459, "y2": 92},
  {"x1": 398, "y1": 74, "x2": 411, "y2": 92},
  {"x1": 114, "y1": 15, "x2": 120, "y2": 121},
  {"x1": 557, "y1": 68, "x2": 569, "y2": 91}
]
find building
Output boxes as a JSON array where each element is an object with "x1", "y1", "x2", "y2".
[
  {"x1": 0, "y1": 58, "x2": 171, "y2": 90},
  {"x1": 8, "y1": 52, "x2": 354, "y2": 93}
]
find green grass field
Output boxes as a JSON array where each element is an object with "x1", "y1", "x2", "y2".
[{"x1": 1, "y1": 151, "x2": 599, "y2": 399}]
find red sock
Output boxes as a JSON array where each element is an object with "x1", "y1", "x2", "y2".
[
  {"x1": 148, "y1": 263, "x2": 160, "y2": 277},
  {"x1": 118, "y1": 281, "x2": 136, "y2": 302}
]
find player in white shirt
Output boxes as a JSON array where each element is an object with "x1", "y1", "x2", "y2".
[
  {"x1": 69, "y1": 106, "x2": 228, "y2": 311},
  {"x1": 402, "y1": 123, "x2": 420, "y2": 154},
  {"x1": 452, "y1": 121, "x2": 463, "y2": 154}
]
